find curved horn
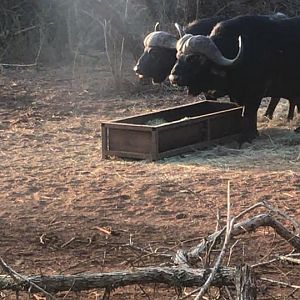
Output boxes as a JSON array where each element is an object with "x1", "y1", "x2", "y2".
[
  {"x1": 180, "y1": 34, "x2": 243, "y2": 67},
  {"x1": 175, "y1": 23, "x2": 185, "y2": 38},
  {"x1": 154, "y1": 22, "x2": 160, "y2": 31},
  {"x1": 176, "y1": 34, "x2": 193, "y2": 54}
]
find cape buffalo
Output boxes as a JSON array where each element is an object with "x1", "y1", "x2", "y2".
[
  {"x1": 134, "y1": 14, "x2": 297, "y2": 121},
  {"x1": 169, "y1": 15, "x2": 300, "y2": 141}
]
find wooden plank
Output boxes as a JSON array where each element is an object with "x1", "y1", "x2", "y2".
[
  {"x1": 101, "y1": 124, "x2": 108, "y2": 159},
  {"x1": 108, "y1": 128, "x2": 152, "y2": 154},
  {"x1": 150, "y1": 128, "x2": 159, "y2": 161},
  {"x1": 102, "y1": 122, "x2": 152, "y2": 131},
  {"x1": 155, "y1": 107, "x2": 243, "y2": 131},
  {"x1": 103, "y1": 150, "x2": 149, "y2": 160},
  {"x1": 158, "y1": 120, "x2": 209, "y2": 153}
]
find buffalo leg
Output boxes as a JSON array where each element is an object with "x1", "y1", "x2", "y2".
[
  {"x1": 287, "y1": 101, "x2": 296, "y2": 120},
  {"x1": 240, "y1": 98, "x2": 262, "y2": 144},
  {"x1": 264, "y1": 97, "x2": 280, "y2": 119},
  {"x1": 287, "y1": 99, "x2": 300, "y2": 133}
]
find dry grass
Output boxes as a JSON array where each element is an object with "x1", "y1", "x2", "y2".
[
  {"x1": 0, "y1": 67, "x2": 299, "y2": 299},
  {"x1": 162, "y1": 98, "x2": 300, "y2": 171}
]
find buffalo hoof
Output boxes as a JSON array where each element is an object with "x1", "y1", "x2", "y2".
[
  {"x1": 238, "y1": 131, "x2": 259, "y2": 148},
  {"x1": 295, "y1": 126, "x2": 300, "y2": 133}
]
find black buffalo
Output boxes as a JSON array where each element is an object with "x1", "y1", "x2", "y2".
[
  {"x1": 134, "y1": 14, "x2": 296, "y2": 120},
  {"x1": 169, "y1": 15, "x2": 300, "y2": 140}
]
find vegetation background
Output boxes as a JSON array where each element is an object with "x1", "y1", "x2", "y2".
[{"x1": 1, "y1": 0, "x2": 299, "y2": 91}]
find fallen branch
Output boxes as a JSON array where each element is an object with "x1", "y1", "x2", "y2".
[
  {"x1": 176, "y1": 213, "x2": 300, "y2": 266},
  {"x1": 0, "y1": 266, "x2": 236, "y2": 293},
  {"x1": 261, "y1": 200, "x2": 300, "y2": 234}
]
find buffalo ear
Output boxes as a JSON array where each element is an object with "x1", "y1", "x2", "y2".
[
  {"x1": 154, "y1": 22, "x2": 160, "y2": 31},
  {"x1": 175, "y1": 23, "x2": 185, "y2": 38},
  {"x1": 210, "y1": 67, "x2": 226, "y2": 77}
]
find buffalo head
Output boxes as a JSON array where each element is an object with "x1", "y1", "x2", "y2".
[
  {"x1": 133, "y1": 23, "x2": 178, "y2": 84},
  {"x1": 169, "y1": 34, "x2": 242, "y2": 95}
]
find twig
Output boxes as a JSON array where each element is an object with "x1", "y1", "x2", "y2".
[
  {"x1": 215, "y1": 209, "x2": 221, "y2": 232},
  {"x1": 251, "y1": 258, "x2": 278, "y2": 268},
  {"x1": 252, "y1": 252, "x2": 300, "y2": 268},
  {"x1": 137, "y1": 284, "x2": 151, "y2": 300},
  {"x1": 61, "y1": 237, "x2": 76, "y2": 248},
  {"x1": 260, "y1": 277, "x2": 300, "y2": 289},
  {"x1": 195, "y1": 181, "x2": 236, "y2": 300},
  {"x1": 227, "y1": 239, "x2": 239, "y2": 266},
  {"x1": 39, "y1": 233, "x2": 46, "y2": 245},
  {"x1": 278, "y1": 255, "x2": 300, "y2": 265},
  {"x1": 13, "y1": 23, "x2": 53, "y2": 36},
  {"x1": 205, "y1": 207, "x2": 227, "y2": 267},
  {"x1": 234, "y1": 202, "x2": 263, "y2": 221}
]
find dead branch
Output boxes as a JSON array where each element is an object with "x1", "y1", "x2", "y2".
[
  {"x1": 176, "y1": 213, "x2": 300, "y2": 266},
  {"x1": 261, "y1": 199, "x2": 300, "y2": 234},
  {"x1": 260, "y1": 277, "x2": 300, "y2": 289},
  {"x1": 0, "y1": 266, "x2": 237, "y2": 294}
]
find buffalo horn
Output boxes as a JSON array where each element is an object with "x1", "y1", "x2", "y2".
[
  {"x1": 179, "y1": 34, "x2": 242, "y2": 66},
  {"x1": 174, "y1": 23, "x2": 185, "y2": 38},
  {"x1": 154, "y1": 22, "x2": 160, "y2": 31}
]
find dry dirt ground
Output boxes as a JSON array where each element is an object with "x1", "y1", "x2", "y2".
[{"x1": 0, "y1": 67, "x2": 299, "y2": 299}]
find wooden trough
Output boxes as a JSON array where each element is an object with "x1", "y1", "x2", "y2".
[{"x1": 101, "y1": 100, "x2": 243, "y2": 161}]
